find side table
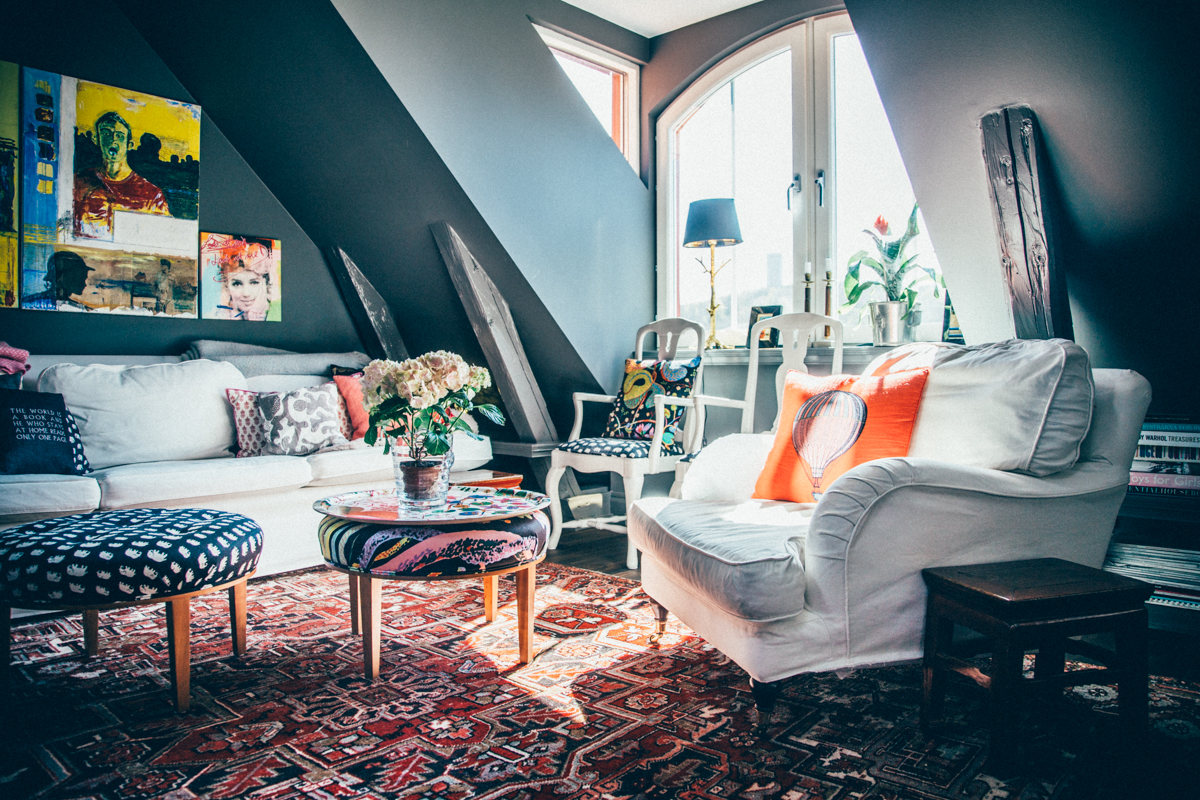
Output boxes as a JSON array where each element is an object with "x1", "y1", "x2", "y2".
[
  {"x1": 921, "y1": 558, "x2": 1154, "y2": 769},
  {"x1": 314, "y1": 487, "x2": 551, "y2": 677}
]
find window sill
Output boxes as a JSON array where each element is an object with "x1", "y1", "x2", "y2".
[{"x1": 638, "y1": 344, "x2": 904, "y2": 368}]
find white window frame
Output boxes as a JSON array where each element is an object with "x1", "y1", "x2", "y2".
[
  {"x1": 535, "y1": 24, "x2": 640, "y2": 173},
  {"x1": 655, "y1": 12, "x2": 857, "y2": 330}
]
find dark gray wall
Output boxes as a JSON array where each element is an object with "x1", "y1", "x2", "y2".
[
  {"x1": 331, "y1": 0, "x2": 655, "y2": 395},
  {"x1": 845, "y1": 0, "x2": 1200, "y2": 417},
  {"x1": 0, "y1": 0, "x2": 363, "y2": 356}
]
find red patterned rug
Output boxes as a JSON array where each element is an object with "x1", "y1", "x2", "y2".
[{"x1": 2, "y1": 563, "x2": 1197, "y2": 799}]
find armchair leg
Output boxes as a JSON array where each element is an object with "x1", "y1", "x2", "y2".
[
  {"x1": 546, "y1": 464, "x2": 567, "y2": 550},
  {"x1": 648, "y1": 599, "x2": 669, "y2": 645},
  {"x1": 621, "y1": 473, "x2": 645, "y2": 570},
  {"x1": 749, "y1": 677, "x2": 782, "y2": 717}
]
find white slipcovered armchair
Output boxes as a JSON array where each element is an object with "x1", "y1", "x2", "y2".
[{"x1": 628, "y1": 339, "x2": 1151, "y2": 712}]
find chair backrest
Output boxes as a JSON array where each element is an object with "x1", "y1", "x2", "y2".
[
  {"x1": 635, "y1": 317, "x2": 706, "y2": 453},
  {"x1": 635, "y1": 317, "x2": 704, "y2": 361},
  {"x1": 743, "y1": 312, "x2": 843, "y2": 433}
]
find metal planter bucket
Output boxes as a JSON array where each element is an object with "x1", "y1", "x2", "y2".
[{"x1": 869, "y1": 301, "x2": 920, "y2": 346}]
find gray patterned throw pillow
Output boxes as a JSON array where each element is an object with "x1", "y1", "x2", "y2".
[{"x1": 256, "y1": 383, "x2": 349, "y2": 456}]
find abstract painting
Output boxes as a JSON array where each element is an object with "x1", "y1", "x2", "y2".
[
  {"x1": 19, "y1": 68, "x2": 200, "y2": 315},
  {"x1": 0, "y1": 61, "x2": 17, "y2": 308},
  {"x1": 199, "y1": 232, "x2": 281, "y2": 321}
]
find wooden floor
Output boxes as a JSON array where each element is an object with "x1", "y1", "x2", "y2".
[{"x1": 544, "y1": 528, "x2": 1200, "y2": 683}]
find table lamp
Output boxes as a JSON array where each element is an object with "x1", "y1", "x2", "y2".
[{"x1": 683, "y1": 198, "x2": 742, "y2": 349}]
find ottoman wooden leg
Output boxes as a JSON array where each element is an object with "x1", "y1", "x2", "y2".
[
  {"x1": 515, "y1": 564, "x2": 535, "y2": 664},
  {"x1": 1116, "y1": 608, "x2": 1149, "y2": 740},
  {"x1": 921, "y1": 603, "x2": 954, "y2": 734},
  {"x1": 482, "y1": 575, "x2": 498, "y2": 623},
  {"x1": 1, "y1": 605, "x2": 9, "y2": 687},
  {"x1": 83, "y1": 609, "x2": 100, "y2": 658},
  {"x1": 165, "y1": 597, "x2": 191, "y2": 713},
  {"x1": 359, "y1": 575, "x2": 381, "y2": 679},
  {"x1": 228, "y1": 580, "x2": 248, "y2": 656},
  {"x1": 348, "y1": 573, "x2": 361, "y2": 635},
  {"x1": 988, "y1": 635, "x2": 1024, "y2": 771}
]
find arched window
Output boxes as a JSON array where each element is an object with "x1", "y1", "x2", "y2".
[{"x1": 656, "y1": 12, "x2": 943, "y2": 344}]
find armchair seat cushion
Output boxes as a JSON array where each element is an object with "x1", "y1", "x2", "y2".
[
  {"x1": 629, "y1": 496, "x2": 813, "y2": 622},
  {"x1": 557, "y1": 438, "x2": 665, "y2": 459}
]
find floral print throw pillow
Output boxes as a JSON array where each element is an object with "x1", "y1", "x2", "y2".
[{"x1": 600, "y1": 357, "x2": 701, "y2": 455}]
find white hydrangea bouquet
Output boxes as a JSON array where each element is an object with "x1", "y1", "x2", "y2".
[{"x1": 361, "y1": 351, "x2": 503, "y2": 463}]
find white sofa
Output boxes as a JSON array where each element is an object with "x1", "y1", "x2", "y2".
[
  {"x1": 1, "y1": 355, "x2": 492, "y2": 578},
  {"x1": 628, "y1": 340, "x2": 1151, "y2": 702}
]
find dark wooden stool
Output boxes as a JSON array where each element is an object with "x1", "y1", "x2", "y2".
[{"x1": 921, "y1": 558, "x2": 1153, "y2": 769}]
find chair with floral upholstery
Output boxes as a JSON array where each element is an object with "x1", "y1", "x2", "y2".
[{"x1": 545, "y1": 318, "x2": 705, "y2": 569}]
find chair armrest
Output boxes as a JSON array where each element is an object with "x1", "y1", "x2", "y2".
[
  {"x1": 647, "y1": 396, "x2": 694, "y2": 471},
  {"x1": 568, "y1": 392, "x2": 617, "y2": 441},
  {"x1": 803, "y1": 456, "x2": 1132, "y2": 665}
]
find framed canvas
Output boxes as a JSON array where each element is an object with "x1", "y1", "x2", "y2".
[
  {"x1": 0, "y1": 61, "x2": 17, "y2": 308},
  {"x1": 200, "y1": 232, "x2": 281, "y2": 321},
  {"x1": 747, "y1": 305, "x2": 782, "y2": 347},
  {"x1": 19, "y1": 68, "x2": 200, "y2": 316}
]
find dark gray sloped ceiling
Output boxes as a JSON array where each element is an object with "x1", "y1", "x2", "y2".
[
  {"x1": 845, "y1": 0, "x2": 1199, "y2": 414},
  {"x1": 114, "y1": 0, "x2": 651, "y2": 435}
]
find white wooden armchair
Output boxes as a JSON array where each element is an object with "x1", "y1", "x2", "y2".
[
  {"x1": 546, "y1": 318, "x2": 705, "y2": 569},
  {"x1": 670, "y1": 312, "x2": 843, "y2": 497}
]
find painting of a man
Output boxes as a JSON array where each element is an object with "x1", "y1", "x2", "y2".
[
  {"x1": 154, "y1": 257, "x2": 175, "y2": 314},
  {"x1": 23, "y1": 250, "x2": 95, "y2": 310},
  {"x1": 73, "y1": 111, "x2": 170, "y2": 239}
]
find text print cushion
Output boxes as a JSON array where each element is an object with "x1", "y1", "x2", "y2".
[
  {"x1": 38, "y1": 360, "x2": 247, "y2": 469},
  {"x1": 864, "y1": 338, "x2": 1094, "y2": 476},
  {"x1": 753, "y1": 368, "x2": 930, "y2": 503},
  {"x1": 0, "y1": 389, "x2": 91, "y2": 475}
]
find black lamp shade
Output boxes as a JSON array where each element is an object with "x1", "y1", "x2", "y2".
[{"x1": 682, "y1": 198, "x2": 743, "y2": 248}]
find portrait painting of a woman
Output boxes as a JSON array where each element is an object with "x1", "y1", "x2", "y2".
[{"x1": 199, "y1": 232, "x2": 281, "y2": 321}]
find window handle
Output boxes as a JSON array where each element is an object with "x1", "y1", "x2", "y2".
[
  {"x1": 815, "y1": 170, "x2": 825, "y2": 207},
  {"x1": 786, "y1": 174, "x2": 801, "y2": 210}
]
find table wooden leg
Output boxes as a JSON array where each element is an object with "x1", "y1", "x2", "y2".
[
  {"x1": 348, "y1": 573, "x2": 361, "y2": 635},
  {"x1": 83, "y1": 609, "x2": 100, "y2": 658},
  {"x1": 228, "y1": 580, "x2": 248, "y2": 656},
  {"x1": 166, "y1": 597, "x2": 191, "y2": 713},
  {"x1": 515, "y1": 564, "x2": 536, "y2": 664},
  {"x1": 359, "y1": 574, "x2": 381, "y2": 679},
  {"x1": 988, "y1": 634, "x2": 1024, "y2": 771},
  {"x1": 1117, "y1": 608, "x2": 1149, "y2": 740},
  {"x1": 0, "y1": 605, "x2": 10, "y2": 689},
  {"x1": 483, "y1": 575, "x2": 498, "y2": 622},
  {"x1": 921, "y1": 602, "x2": 953, "y2": 734}
]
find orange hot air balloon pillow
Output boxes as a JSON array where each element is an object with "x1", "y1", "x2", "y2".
[{"x1": 753, "y1": 368, "x2": 930, "y2": 503}]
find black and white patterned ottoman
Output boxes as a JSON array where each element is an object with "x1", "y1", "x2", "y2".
[{"x1": 0, "y1": 508, "x2": 263, "y2": 712}]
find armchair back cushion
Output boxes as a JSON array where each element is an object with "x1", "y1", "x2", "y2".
[
  {"x1": 864, "y1": 338, "x2": 1094, "y2": 476},
  {"x1": 39, "y1": 359, "x2": 247, "y2": 469},
  {"x1": 753, "y1": 369, "x2": 930, "y2": 503},
  {"x1": 602, "y1": 356, "x2": 700, "y2": 455}
]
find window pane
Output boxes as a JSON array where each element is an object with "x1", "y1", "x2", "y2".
[
  {"x1": 553, "y1": 51, "x2": 615, "y2": 140},
  {"x1": 832, "y1": 34, "x2": 942, "y2": 342},
  {"x1": 674, "y1": 51, "x2": 792, "y2": 341}
]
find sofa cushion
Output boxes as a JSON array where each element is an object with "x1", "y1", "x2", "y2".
[
  {"x1": 0, "y1": 389, "x2": 92, "y2": 476},
  {"x1": 306, "y1": 445, "x2": 392, "y2": 487},
  {"x1": 753, "y1": 369, "x2": 930, "y2": 503},
  {"x1": 865, "y1": 338, "x2": 1094, "y2": 476},
  {"x1": 92, "y1": 456, "x2": 312, "y2": 509},
  {"x1": 628, "y1": 496, "x2": 812, "y2": 622},
  {"x1": 39, "y1": 360, "x2": 247, "y2": 469},
  {"x1": 0, "y1": 474, "x2": 101, "y2": 519}
]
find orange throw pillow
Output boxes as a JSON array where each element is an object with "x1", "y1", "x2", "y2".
[
  {"x1": 332, "y1": 374, "x2": 370, "y2": 440},
  {"x1": 753, "y1": 368, "x2": 930, "y2": 503}
]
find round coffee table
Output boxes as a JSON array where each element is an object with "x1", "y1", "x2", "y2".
[{"x1": 314, "y1": 486, "x2": 551, "y2": 677}]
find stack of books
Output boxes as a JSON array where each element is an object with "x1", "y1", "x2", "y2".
[
  {"x1": 1128, "y1": 421, "x2": 1199, "y2": 500},
  {"x1": 1104, "y1": 540, "x2": 1200, "y2": 612}
]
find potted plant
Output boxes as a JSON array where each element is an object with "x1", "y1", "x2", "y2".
[
  {"x1": 841, "y1": 203, "x2": 941, "y2": 345},
  {"x1": 361, "y1": 351, "x2": 504, "y2": 509}
]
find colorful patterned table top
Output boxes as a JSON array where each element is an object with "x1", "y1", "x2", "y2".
[{"x1": 314, "y1": 487, "x2": 550, "y2": 525}]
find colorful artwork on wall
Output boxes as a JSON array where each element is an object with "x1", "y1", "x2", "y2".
[
  {"x1": 0, "y1": 61, "x2": 18, "y2": 308},
  {"x1": 199, "y1": 232, "x2": 281, "y2": 321},
  {"x1": 19, "y1": 68, "x2": 200, "y2": 315}
]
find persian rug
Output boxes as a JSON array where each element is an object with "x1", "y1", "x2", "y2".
[{"x1": 2, "y1": 563, "x2": 1197, "y2": 799}]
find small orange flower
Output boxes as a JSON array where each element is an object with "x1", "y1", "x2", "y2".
[{"x1": 873, "y1": 216, "x2": 889, "y2": 236}]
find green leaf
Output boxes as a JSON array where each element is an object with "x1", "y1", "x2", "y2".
[
  {"x1": 476, "y1": 404, "x2": 505, "y2": 425},
  {"x1": 841, "y1": 279, "x2": 884, "y2": 308},
  {"x1": 424, "y1": 432, "x2": 452, "y2": 456}
]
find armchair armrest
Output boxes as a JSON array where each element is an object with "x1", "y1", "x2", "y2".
[
  {"x1": 568, "y1": 392, "x2": 617, "y2": 441},
  {"x1": 803, "y1": 456, "x2": 1131, "y2": 667}
]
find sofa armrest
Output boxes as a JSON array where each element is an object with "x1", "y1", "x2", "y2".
[{"x1": 803, "y1": 456, "x2": 1130, "y2": 666}]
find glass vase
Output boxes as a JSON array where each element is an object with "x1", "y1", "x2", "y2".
[{"x1": 392, "y1": 448, "x2": 454, "y2": 512}]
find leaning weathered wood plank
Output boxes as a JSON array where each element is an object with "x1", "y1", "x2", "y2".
[
  {"x1": 980, "y1": 106, "x2": 1072, "y2": 340},
  {"x1": 431, "y1": 221, "x2": 577, "y2": 495},
  {"x1": 323, "y1": 247, "x2": 409, "y2": 361}
]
